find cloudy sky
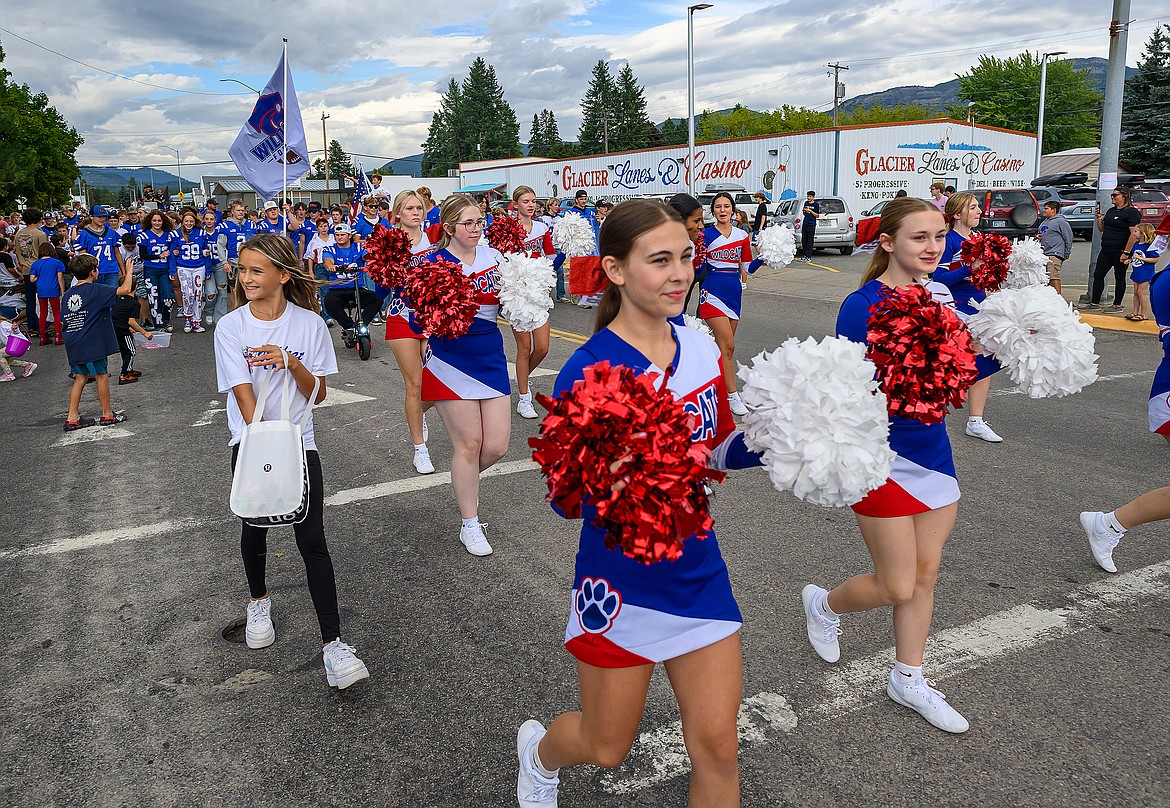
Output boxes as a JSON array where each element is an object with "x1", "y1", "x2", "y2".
[{"x1": 1, "y1": 0, "x2": 1165, "y2": 179}]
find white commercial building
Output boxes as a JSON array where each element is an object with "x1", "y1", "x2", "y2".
[{"x1": 458, "y1": 119, "x2": 1037, "y2": 217}]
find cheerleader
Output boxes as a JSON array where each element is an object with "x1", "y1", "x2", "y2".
[
  {"x1": 517, "y1": 199, "x2": 762, "y2": 807},
  {"x1": 510, "y1": 186, "x2": 556, "y2": 420},
  {"x1": 213, "y1": 233, "x2": 369, "y2": 689},
  {"x1": 697, "y1": 193, "x2": 752, "y2": 416},
  {"x1": 801, "y1": 197, "x2": 970, "y2": 734},
  {"x1": 931, "y1": 191, "x2": 1003, "y2": 443},
  {"x1": 169, "y1": 209, "x2": 212, "y2": 333},
  {"x1": 1142, "y1": 259, "x2": 1170, "y2": 444},
  {"x1": 422, "y1": 195, "x2": 510, "y2": 556},
  {"x1": 667, "y1": 192, "x2": 708, "y2": 316},
  {"x1": 386, "y1": 189, "x2": 438, "y2": 475}
]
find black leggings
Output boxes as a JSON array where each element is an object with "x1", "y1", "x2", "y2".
[
  {"x1": 324, "y1": 287, "x2": 381, "y2": 330},
  {"x1": 230, "y1": 447, "x2": 340, "y2": 642},
  {"x1": 1091, "y1": 246, "x2": 1128, "y2": 305}
]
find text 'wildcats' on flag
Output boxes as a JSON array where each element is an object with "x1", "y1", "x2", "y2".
[{"x1": 228, "y1": 49, "x2": 310, "y2": 202}]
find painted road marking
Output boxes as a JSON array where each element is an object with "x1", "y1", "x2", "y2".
[
  {"x1": 804, "y1": 260, "x2": 841, "y2": 273},
  {"x1": 507, "y1": 363, "x2": 559, "y2": 381},
  {"x1": 603, "y1": 557, "x2": 1170, "y2": 795},
  {"x1": 1079, "y1": 312, "x2": 1158, "y2": 335},
  {"x1": 318, "y1": 388, "x2": 376, "y2": 409},
  {"x1": 54, "y1": 426, "x2": 134, "y2": 447},
  {"x1": 192, "y1": 400, "x2": 227, "y2": 427},
  {"x1": 549, "y1": 327, "x2": 588, "y2": 345},
  {"x1": 990, "y1": 369, "x2": 1155, "y2": 397},
  {"x1": 2, "y1": 460, "x2": 541, "y2": 559}
]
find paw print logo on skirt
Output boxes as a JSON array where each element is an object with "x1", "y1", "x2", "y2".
[{"x1": 575, "y1": 577, "x2": 622, "y2": 634}]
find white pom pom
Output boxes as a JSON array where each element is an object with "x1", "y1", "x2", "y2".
[
  {"x1": 738, "y1": 336, "x2": 894, "y2": 507},
  {"x1": 968, "y1": 285, "x2": 1098, "y2": 398},
  {"x1": 1004, "y1": 238, "x2": 1049, "y2": 289},
  {"x1": 757, "y1": 224, "x2": 797, "y2": 268},
  {"x1": 682, "y1": 314, "x2": 713, "y2": 339},
  {"x1": 498, "y1": 253, "x2": 556, "y2": 332},
  {"x1": 551, "y1": 213, "x2": 597, "y2": 258}
]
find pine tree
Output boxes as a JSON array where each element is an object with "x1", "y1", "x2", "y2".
[
  {"x1": 612, "y1": 63, "x2": 651, "y2": 151},
  {"x1": 528, "y1": 113, "x2": 546, "y2": 157},
  {"x1": 459, "y1": 59, "x2": 522, "y2": 162},
  {"x1": 1121, "y1": 25, "x2": 1170, "y2": 177},
  {"x1": 540, "y1": 109, "x2": 569, "y2": 157},
  {"x1": 578, "y1": 60, "x2": 616, "y2": 154},
  {"x1": 310, "y1": 139, "x2": 355, "y2": 183},
  {"x1": 422, "y1": 79, "x2": 463, "y2": 177}
]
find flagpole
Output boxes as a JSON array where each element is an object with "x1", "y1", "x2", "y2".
[{"x1": 282, "y1": 38, "x2": 288, "y2": 211}]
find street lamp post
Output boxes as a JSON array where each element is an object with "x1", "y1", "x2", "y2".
[
  {"x1": 1035, "y1": 51, "x2": 1067, "y2": 178},
  {"x1": 161, "y1": 146, "x2": 182, "y2": 205},
  {"x1": 687, "y1": 3, "x2": 713, "y2": 195},
  {"x1": 219, "y1": 77, "x2": 261, "y2": 95},
  {"x1": 967, "y1": 101, "x2": 976, "y2": 148}
]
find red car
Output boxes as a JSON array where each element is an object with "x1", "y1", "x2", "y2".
[
  {"x1": 972, "y1": 188, "x2": 1041, "y2": 238},
  {"x1": 1130, "y1": 188, "x2": 1170, "y2": 226}
]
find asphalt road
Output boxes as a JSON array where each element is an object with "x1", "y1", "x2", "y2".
[{"x1": 2, "y1": 240, "x2": 1168, "y2": 808}]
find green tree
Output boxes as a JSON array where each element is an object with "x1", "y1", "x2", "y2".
[
  {"x1": 578, "y1": 60, "x2": 616, "y2": 154},
  {"x1": 422, "y1": 79, "x2": 463, "y2": 177},
  {"x1": 528, "y1": 113, "x2": 546, "y2": 157},
  {"x1": 0, "y1": 46, "x2": 83, "y2": 209},
  {"x1": 611, "y1": 63, "x2": 651, "y2": 151},
  {"x1": 946, "y1": 52, "x2": 1102, "y2": 153},
  {"x1": 422, "y1": 60, "x2": 522, "y2": 175},
  {"x1": 838, "y1": 103, "x2": 941, "y2": 126},
  {"x1": 1121, "y1": 25, "x2": 1170, "y2": 177},
  {"x1": 695, "y1": 105, "x2": 831, "y2": 141},
  {"x1": 309, "y1": 139, "x2": 354, "y2": 187}
]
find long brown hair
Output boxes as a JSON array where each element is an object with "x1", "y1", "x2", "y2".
[
  {"x1": 434, "y1": 194, "x2": 476, "y2": 251},
  {"x1": 233, "y1": 233, "x2": 321, "y2": 313},
  {"x1": 594, "y1": 199, "x2": 685, "y2": 332},
  {"x1": 943, "y1": 191, "x2": 978, "y2": 232},
  {"x1": 860, "y1": 197, "x2": 940, "y2": 286}
]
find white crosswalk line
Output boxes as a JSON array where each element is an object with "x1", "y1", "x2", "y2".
[
  {"x1": 317, "y1": 388, "x2": 376, "y2": 408},
  {"x1": 191, "y1": 400, "x2": 227, "y2": 427},
  {"x1": 54, "y1": 426, "x2": 134, "y2": 447},
  {"x1": 506, "y1": 362, "x2": 559, "y2": 381}
]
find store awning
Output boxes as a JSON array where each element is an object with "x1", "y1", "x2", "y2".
[{"x1": 460, "y1": 182, "x2": 507, "y2": 193}]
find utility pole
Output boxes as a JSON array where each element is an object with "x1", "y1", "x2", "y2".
[
  {"x1": 321, "y1": 112, "x2": 331, "y2": 206},
  {"x1": 603, "y1": 110, "x2": 610, "y2": 154},
  {"x1": 1087, "y1": 0, "x2": 1130, "y2": 303},
  {"x1": 828, "y1": 63, "x2": 849, "y2": 127}
]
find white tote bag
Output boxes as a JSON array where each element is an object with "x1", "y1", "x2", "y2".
[{"x1": 229, "y1": 352, "x2": 320, "y2": 523}]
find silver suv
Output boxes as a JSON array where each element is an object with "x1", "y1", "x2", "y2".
[
  {"x1": 1029, "y1": 186, "x2": 1096, "y2": 240},
  {"x1": 790, "y1": 196, "x2": 856, "y2": 255}
]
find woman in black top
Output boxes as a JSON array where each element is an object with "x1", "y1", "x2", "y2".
[{"x1": 1084, "y1": 186, "x2": 1141, "y2": 311}]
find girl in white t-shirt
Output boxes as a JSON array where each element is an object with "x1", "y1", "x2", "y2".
[{"x1": 212, "y1": 232, "x2": 369, "y2": 690}]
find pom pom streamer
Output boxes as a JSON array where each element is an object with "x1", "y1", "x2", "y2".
[
  {"x1": 967, "y1": 285, "x2": 1098, "y2": 398},
  {"x1": 403, "y1": 258, "x2": 479, "y2": 339},
  {"x1": 692, "y1": 236, "x2": 707, "y2": 273},
  {"x1": 529, "y1": 361, "x2": 725, "y2": 565},
  {"x1": 682, "y1": 315, "x2": 713, "y2": 339},
  {"x1": 552, "y1": 214, "x2": 597, "y2": 258},
  {"x1": 756, "y1": 225, "x2": 797, "y2": 269},
  {"x1": 485, "y1": 216, "x2": 528, "y2": 256},
  {"x1": 738, "y1": 336, "x2": 894, "y2": 507},
  {"x1": 867, "y1": 283, "x2": 979, "y2": 424},
  {"x1": 363, "y1": 224, "x2": 414, "y2": 289},
  {"x1": 959, "y1": 232, "x2": 1012, "y2": 293},
  {"x1": 499, "y1": 253, "x2": 556, "y2": 332},
  {"x1": 1003, "y1": 238, "x2": 1049, "y2": 290}
]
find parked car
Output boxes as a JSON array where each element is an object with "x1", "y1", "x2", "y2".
[
  {"x1": 972, "y1": 188, "x2": 1041, "y2": 238},
  {"x1": 1028, "y1": 186, "x2": 1097, "y2": 240},
  {"x1": 1130, "y1": 188, "x2": 1170, "y2": 227},
  {"x1": 790, "y1": 196, "x2": 856, "y2": 255}
]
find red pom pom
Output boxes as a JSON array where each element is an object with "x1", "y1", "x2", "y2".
[
  {"x1": 364, "y1": 224, "x2": 414, "y2": 288},
  {"x1": 692, "y1": 236, "x2": 707, "y2": 273},
  {"x1": 866, "y1": 284, "x2": 978, "y2": 424},
  {"x1": 485, "y1": 216, "x2": 528, "y2": 255},
  {"x1": 528, "y1": 361, "x2": 726, "y2": 565},
  {"x1": 404, "y1": 258, "x2": 479, "y2": 339},
  {"x1": 959, "y1": 232, "x2": 1012, "y2": 293}
]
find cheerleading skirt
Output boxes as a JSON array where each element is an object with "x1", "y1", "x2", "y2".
[
  {"x1": 564, "y1": 524, "x2": 742, "y2": 668},
  {"x1": 1149, "y1": 390, "x2": 1170, "y2": 435},
  {"x1": 421, "y1": 324, "x2": 509, "y2": 401},
  {"x1": 384, "y1": 292, "x2": 423, "y2": 341},
  {"x1": 852, "y1": 420, "x2": 959, "y2": 517},
  {"x1": 975, "y1": 352, "x2": 1002, "y2": 381},
  {"x1": 698, "y1": 271, "x2": 742, "y2": 321}
]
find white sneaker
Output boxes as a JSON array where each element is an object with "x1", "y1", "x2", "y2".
[
  {"x1": 245, "y1": 597, "x2": 275, "y2": 649},
  {"x1": 517, "y1": 720, "x2": 559, "y2": 807},
  {"x1": 801, "y1": 584, "x2": 841, "y2": 663},
  {"x1": 322, "y1": 638, "x2": 369, "y2": 689},
  {"x1": 204, "y1": 315, "x2": 214, "y2": 326},
  {"x1": 1080, "y1": 511, "x2": 1120, "y2": 573},
  {"x1": 965, "y1": 419, "x2": 1003, "y2": 443},
  {"x1": 460, "y1": 521, "x2": 493, "y2": 556},
  {"x1": 517, "y1": 393, "x2": 538, "y2": 419},
  {"x1": 728, "y1": 392, "x2": 748, "y2": 416},
  {"x1": 413, "y1": 445, "x2": 435, "y2": 475},
  {"x1": 887, "y1": 671, "x2": 970, "y2": 733}
]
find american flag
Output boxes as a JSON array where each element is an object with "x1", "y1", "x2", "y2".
[{"x1": 349, "y1": 162, "x2": 370, "y2": 223}]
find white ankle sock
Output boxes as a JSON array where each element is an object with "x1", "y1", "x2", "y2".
[
  {"x1": 519, "y1": 391, "x2": 531, "y2": 401},
  {"x1": 414, "y1": 443, "x2": 426, "y2": 451},
  {"x1": 968, "y1": 416, "x2": 984, "y2": 425},
  {"x1": 530, "y1": 741, "x2": 557, "y2": 777},
  {"x1": 893, "y1": 661, "x2": 922, "y2": 682},
  {"x1": 729, "y1": 391, "x2": 742, "y2": 401},
  {"x1": 461, "y1": 517, "x2": 479, "y2": 529},
  {"x1": 817, "y1": 592, "x2": 841, "y2": 620},
  {"x1": 1101, "y1": 511, "x2": 1127, "y2": 536}
]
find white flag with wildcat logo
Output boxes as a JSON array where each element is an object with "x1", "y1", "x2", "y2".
[{"x1": 228, "y1": 50, "x2": 310, "y2": 202}]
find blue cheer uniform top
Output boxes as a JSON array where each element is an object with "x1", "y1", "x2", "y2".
[
  {"x1": 420, "y1": 246, "x2": 510, "y2": 400},
  {"x1": 1148, "y1": 268, "x2": 1170, "y2": 435},
  {"x1": 837, "y1": 279, "x2": 960, "y2": 517},
  {"x1": 698, "y1": 225, "x2": 752, "y2": 321},
  {"x1": 555, "y1": 323, "x2": 762, "y2": 668},
  {"x1": 385, "y1": 230, "x2": 436, "y2": 341}
]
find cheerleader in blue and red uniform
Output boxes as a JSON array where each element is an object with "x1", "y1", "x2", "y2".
[
  {"x1": 801, "y1": 197, "x2": 971, "y2": 735},
  {"x1": 697, "y1": 192, "x2": 752, "y2": 416},
  {"x1": 931, "y1": 191, "x2": 1003, "y2": 443},
  {"x1": 421, "y1": 195, "x2": 510, "y2": 556},
  {"x1": 510, "y1": 185, "x2": 557, "y2": 420},
  {"x1": 516, "y1": 199, "x2": 763, "y2": 808},
  {"x1": 385, "y1": 189, "x2": 441, "y2": 475}
]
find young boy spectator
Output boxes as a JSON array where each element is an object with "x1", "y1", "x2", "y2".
[
  {"x1": 0, "y1": 315, "x2": 37, "y2": 381},
  {"x1": 112, "y1": 271, "x2": 152, "y2": 384},
  {"x1": 1038, "y1": 200, "x2": 1073, "y2": 295},
  {"x1": 29, "y1": 242, "x2": 66, "y2": 344},
  {"x1": 60, "y1": 254, "x2": 125, "y2": 430}
]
